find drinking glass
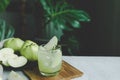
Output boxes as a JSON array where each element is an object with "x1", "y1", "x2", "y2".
[{"x1": 38, "y1": 45, "x2": 62, "y2": 76}]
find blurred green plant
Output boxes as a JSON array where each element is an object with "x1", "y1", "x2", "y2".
[
  {"x1": 0, "y1": 19, "x2": 15, "y2": 41},
  {"x1": 0, "y1": 0, "x2": 10, "y2": 12},
  {"x1": 0, "y1": 0, "x2": 15, "y2": 41},
  {"x1": 39, "y1": 0, "x2": 90, "y2": 31},
  {"x1": 38, "y1": 0, "x2": 91, "y2": 55}
]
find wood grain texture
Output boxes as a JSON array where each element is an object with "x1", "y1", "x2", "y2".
[{"x1": 23, "y1": 61, "x2": 83, "y2": 80}]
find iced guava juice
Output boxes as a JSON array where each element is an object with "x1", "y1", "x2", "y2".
[{"x1": 38, "y1": 46, "x2": 62, "y2": 76}]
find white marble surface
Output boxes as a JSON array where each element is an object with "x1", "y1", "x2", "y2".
[
  {"x1": 3, "y1": 56, "x2": 120, "y2": 80},
  {"x1": 63, "y1": 56, "x2": 120, "y2": 80}
]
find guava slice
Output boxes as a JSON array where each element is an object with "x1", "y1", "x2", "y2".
[
  {"x1": 0, "y1": 48, "x2": 17, "y2": 66},
  {"x1": 0, "y1": 48, "x2": 14, "y2": 54},
  {"x1": 8, "y1": 56, "x2": 27, "y2": 68},
  {"x1": 0, "y1": 64, "x2": 3, "y2": 80},
  {"x1": 44, "y1": 36, "x2": 58, "y2": 50},
  {"x1": 8, "y1": 71, "x2": 26, "y2": 80},
  {"x1": 1, "y1": 54, "x2": 18, "y2": 66}
]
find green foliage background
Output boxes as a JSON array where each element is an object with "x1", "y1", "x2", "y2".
[
  {"x1": 39, "y1": 0, "x2": 90, "y2": 31},
  {"x1": 0, "y1": 0, "x2": 10, "y2": 12}
]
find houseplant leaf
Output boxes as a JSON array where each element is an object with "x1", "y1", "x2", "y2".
[
  {"x1": 39, "y1": 0, "x2": 91, "y2": 39},
  {"x1": 0, "y1": 0, "x2": 10, "y2": 12},
  {"x1": 0, "y1": 19, "x2": 15, "y2": 41}
]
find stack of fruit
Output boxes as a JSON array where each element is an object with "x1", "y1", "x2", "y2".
[{"x1": 0, "y1": 38, "x2": 39, "y2": 68}]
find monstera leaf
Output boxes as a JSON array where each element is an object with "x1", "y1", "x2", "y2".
[{"x1": 39, "y1": 0, "x2": 90, "y2": 31}]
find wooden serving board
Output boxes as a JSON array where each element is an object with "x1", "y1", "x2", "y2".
[{"x1": 23, "y1": 61, "x2": 83, "y2": 80}]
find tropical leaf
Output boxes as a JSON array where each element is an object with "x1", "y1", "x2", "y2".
[
  {"x1": 39, "y1": 0, "x2": 51, "y2": 14},
  {"x1": 0, "y1": 0, "x2": 10, "y2": 12},
  {"x1": 39, "y1": 0, "x2": 90, "y2": 55},
  {"x1": 71, "y1": 20, "x2": 81, "y2": 28},
  {"x1": 0, "y1": 19, "x2": 15, "y2": 41},
  {"x1": 39, "y1": 0, "x2": 90, "y2": 31}
]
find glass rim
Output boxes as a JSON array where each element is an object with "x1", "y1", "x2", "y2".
[{"x1": 39, "y1": 44, "x2": 61, "y2": 51}]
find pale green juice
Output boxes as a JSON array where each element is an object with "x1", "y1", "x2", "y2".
[{"x1": 38, "y1": 46, "x2": 62, "y2": 76}]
